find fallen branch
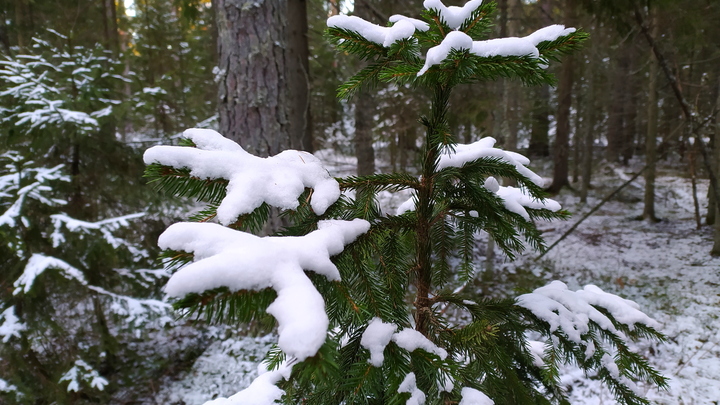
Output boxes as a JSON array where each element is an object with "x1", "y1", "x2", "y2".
[
  {"x1": 536, "y1": 165, "x2": 647, "y2": 261},
  {"x1": 537, "y1": 115, "x2": 715, "y2": 261}
]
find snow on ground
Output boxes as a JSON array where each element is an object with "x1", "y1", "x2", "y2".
[
  {"x1": 511, "y1": 162, "x2": 720, "y2": 404},
  {"x1": 153, "y1": 152, "x2": 720, "y2": 404},
  {"x1": 153, "y1": 331, "x2": 275, "y2": 405}
]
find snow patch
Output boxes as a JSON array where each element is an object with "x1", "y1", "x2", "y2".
[
  {"x1": 399, "y1": 372, "x2": 426, "y2": 405},
  {"x1": 204, "y1": 362, "x2": 292, "y2": 405},
  {"x1": 59, "y1": 359, "x2": 108, "y2": 392},
  {"x1": 459, "y1": 387, "x2": 494, "y2": 405},
  {"x1": 423, "y1": 0, "x2": 484, "y2": 29},
  {"x1": 418, "y1": 31, "x2": 473, "y2": 76},
  {"x1": 360, "y1": 317, "x2": 398, "y2": 367},
  {"x1": 393, "y1": 328, "x2": 448, "y2": 359},
  {"x1": 13, "y1": 254, "x2": 87, "y2": 295},
  {"x1": 0, "y1": 306, "x2": 26, "y2": 343},
  {"x1": 517, "y1": 281, "x2": 659, "y2": 345}
]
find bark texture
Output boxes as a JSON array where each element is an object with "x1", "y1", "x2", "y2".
[
  {"x1": 548, "y1": 15, "x2": 575, "y2": 191},
  {"x1": 286, "y1": 0, "x2": 313, "y2": 152},
  {"x1": 528, "y1": 0, "x2": 552, "y2": 158},
  {"x1": 216, "y1": 0, "x2": 310, "y2": 157},
  {"x1": 548, "y1": 0, "x2": 576, "y2": 193},
  {"x1": 528, "y1": 85, "x2": 551, "y2": 157}
]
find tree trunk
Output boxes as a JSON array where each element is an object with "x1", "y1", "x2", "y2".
[
  {"x1": 287, "y1": 0, "x2": 313, "y2": 152},
  {"x1": 14, "y1": 0, "x2": 33, "y2": 48},
  {"x1": 712, "y1": 81, "x2": 720, "y2": 255},
  {"x1": 643, "y1": 12, "x2": 659, "y2": 222},
  {"x1": 606, "y1": 46, "x2": 629, "y2": 163},
  {"x1": 216, "y1": 0, "x2": 294, "y2": 157},
  {"x1": 354, "y1": 0, "x2": 376, "y2": 176},
  {"x1": 580, "y1": 59, "x2": 595, "y2": 203},
  {"x1": 621, "y1": 42, "x2": 639, "y2": 165},
  {"x1": 528, "y1": 85, "x2": 551, "y2": 157},
  {"x1": 355, "y1": 87, "x2": 376, "y2": 175},
  {"x1": 528, "y1": 0, "x2": 552, "y2": 158},
  {"x1": 503, "y1": 0, "x2": 521, "y2": 153},
  {"x1": 548, "y1": 0, "x2": 576, "y2": 193},
  {"x1": 572, "y1": 79, "x2": 581, "y2": 183}
]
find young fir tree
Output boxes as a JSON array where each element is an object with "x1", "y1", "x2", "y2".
[
  {"x1": 144, "y1": 1, "x2": 667, "y2": 404},
  {"x1": 0, "y1": 36, "x2": 171, "y2": 403}
]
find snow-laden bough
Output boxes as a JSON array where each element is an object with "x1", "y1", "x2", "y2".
[
  {"x1": 144, "y1": 129, "x2": 341, "y2": 225},
  {"x1": 161, "y1": 219, "x2": 370, "y2": 361}
]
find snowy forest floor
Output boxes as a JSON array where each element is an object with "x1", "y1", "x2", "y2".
[{"x1": 152, "y1": 154, "x2": 720, "y2": 405}]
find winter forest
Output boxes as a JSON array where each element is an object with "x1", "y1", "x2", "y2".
[{"x1": 1, "y1": 0, "x2": 719, "y2": 403}]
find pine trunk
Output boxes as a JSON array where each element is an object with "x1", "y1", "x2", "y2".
[
  {"x1": 287, "y1": 0, "x2": 313, "y2": 152},
  {"x1": 580, "y1": 41, "x2": 596, "y2": 203},
  {"x1": 622, "y1": 43, "x2": 638, "y2": 165},
  {"x1": 606, "y1": 47, "x2": 629, "y2": 163},
  {"x1": 548, "y1": 0, "x2": 576, "y2": 193},
  {"x1": 415, "y1": 85, "x2": 449, "y2": 337},
  {"x1": 528, "y1": 85, "x2": 551, "y2": 157},
  {"x1": 712, "y1": 81, "x2": 720, "y2": 255},
  {"x1": 643, "y1": 14, "x2": 659, "y2": 222},
  {"x1": 216, "y1": 0, "x2": 292, "y2": 157},
  {"x1": 548, "y1": 58, "x2": 574, "y2": 190},
  {"x1": 528, "y1": 0, "x2": 552, "y2": 158}
]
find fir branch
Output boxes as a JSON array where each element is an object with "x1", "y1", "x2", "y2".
[
  {"x1": 421, "y1": 9, "x2": 450, "y2": 40},
  {"x1": 158, "y1": 249, "x2": 193, "y2": 273},
  {"x1": 325, "y1": 27, "x2": 387, "y2": 61},
  {"x1": 386, "y1": 38, "x2": 423, "y2": 64},
  {"x1": 337, "y1": 61, "x2": 392, "y2": 100},
  {"x1": 226, "y1": 203, "x2": 271, "y2": 234},
  {"x1": 338, "y1": 173, "x2": 421, "y2": 193},
  {"x1": 172, "y1": 287, "x2": 277, "y2": 327},
  {"x1": 537, "y1": 30, "x2": 590, "y2": 62},
  {"x1": 144, "y1": 163, "x2": 228, "y2": 204},
  {"x1": 460, "y1": 1, "x2": 497, "y2": 39}
]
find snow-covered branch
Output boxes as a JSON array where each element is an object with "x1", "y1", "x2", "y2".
[
  {"x1": 144, "y1": 129, "x2": 341, "y2": 225},
  {"x1": 161, "y1": 219, "x2": 370, "y2": 360}
]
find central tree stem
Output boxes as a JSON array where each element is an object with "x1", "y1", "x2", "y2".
[{"x1": 415, "y1": 84, "x2": 450, "y2": 336}]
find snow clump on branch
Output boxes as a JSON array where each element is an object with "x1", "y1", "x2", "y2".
[
  {"x1": 327, "y1": 14, "x2": 429, "y2": 48},
  {"x1": 398, "y1": 137, "x2": 562, "y2": 219},
  {"x1": 161, "y1": 219, "x2": 370, "y2": 361},
  {"x1": 417, "y1": 24, "x2": 575, "y2": 76},
  {"x1": 360, "y1": 317, "x2": 449, "y2": 367},
  {"x1": 144, "y1": 128, "x2": 341, "y2": 225}
]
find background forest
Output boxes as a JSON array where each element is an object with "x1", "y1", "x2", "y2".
[{"x1": 1, "y1": 0, "x2": 719, "y2": 404}]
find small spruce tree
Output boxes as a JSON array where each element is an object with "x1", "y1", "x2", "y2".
[
  {"x1": 0, "y1": 35, "x2": 172, "y2": 403},
  {"x1": 144, "y1": 1, "x2": 667, "y2": 404}
]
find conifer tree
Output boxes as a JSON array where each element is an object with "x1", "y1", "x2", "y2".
[
  {"x1": 144, "y1": 1, "x2": 667, "y2": 404},
  {"x1": 0, "y1": 35, "x2": 172, "y2": 404}
]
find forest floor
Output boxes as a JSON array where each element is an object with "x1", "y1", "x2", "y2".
[
  {"x1": 514, "y1": 160, "x2": 720, "y2": 404},
  {"x1": 152, "y1": 154, "x2": 720, "y2": 405}
]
